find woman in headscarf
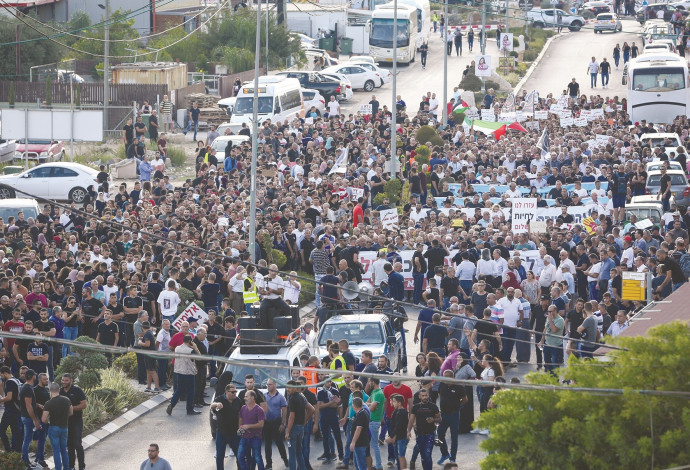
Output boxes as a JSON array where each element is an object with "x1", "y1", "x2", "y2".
[{"x1": 502, "y1": 271, "x2": 520, "y2": 290}]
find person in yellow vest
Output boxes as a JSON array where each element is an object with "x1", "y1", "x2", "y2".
[
  {"x1": 243, "y1": 265, "x2": 260, "y2": 315},
  {"x1": 328, "y1": 344, "x2": 347, "y2": 388}
]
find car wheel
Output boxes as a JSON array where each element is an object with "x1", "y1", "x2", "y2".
[
  {"x1": 569, "y1": 21, "x2": 582, "y2": 31},
  {"x1": 533, "y1": 21, "x2": 544, "y2": 28},
  {"x1": 69, "y1": 186, "x2": 87, "y2": 203},
  {"x1": 0, "y1": 186, "x2": 15, "y2": 199},
  {"x1": 364, "y1": 80, "x2": 375, "y2": 92}
]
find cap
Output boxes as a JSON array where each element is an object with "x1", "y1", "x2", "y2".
[
  {"x1": 624, "y1": 236, "x2": 632, "y2": 243},
  {"x1": 187, "y1": 317, "x2": 198, "y2": 324},
  {"x1": 540, "y1": 295, "x2": 550, "y2": 301}
]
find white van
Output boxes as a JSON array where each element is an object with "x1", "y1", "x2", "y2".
[{"x1": 228, "y1": 76, "x2": 304, "y2": 134}]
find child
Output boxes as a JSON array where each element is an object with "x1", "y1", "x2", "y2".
[{"x1": 385, "y1": 394, "x2": 409, "y2": 470}]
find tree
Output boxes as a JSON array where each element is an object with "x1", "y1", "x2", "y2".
[
  {"x1": 477, "y1": 322, "x2": 690, "y2": 469},
  {"x1": 70, "y1": 8, "x2": 140, "y2": 61},
  {"x1": 0, "y1": 16, "x2": 65, "y2": 80}
]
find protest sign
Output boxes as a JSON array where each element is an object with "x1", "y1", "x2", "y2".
[
  {"x1": 511, "y1": 198, "x2": 537, "y2": 234},
  {"x1": 380, "y1": 208, "x2": 399, "y2": 229},
  {"x1": 172, "y1": 302, "x2": 208, "y2": 331},
  {"x1": 582, "y1": 216, "x2": 597, "y2": 234},
  {"x1": 534, "y1": 110, "x2": 548, "y2": 120},
  {"x1": 560, "y1": 117, "x2": 574, "y2": 127},
  {"x1": 359, "y1": 104, "x2": 372, "y2": 115}
]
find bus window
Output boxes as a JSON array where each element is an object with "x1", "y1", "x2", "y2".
[{"x1": 632, "y1": 67, "x2": 685, "y2": 92}]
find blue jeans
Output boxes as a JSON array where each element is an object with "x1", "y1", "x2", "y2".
[
  {"x1": 353, "y1": 446, "x2": 368, "y2": 470},
  {"x1": 343, "y1": 420, "x2": 353, "y2": 466},
  {"x1": 544, "y1": 344, "x2": 564, "y2": 374},
  {"x1": 412, "y1": 272, "x2": 425, "y2": 305},
  {"x1": 185, "y1": 119, "x2": 199, "y2": 140},
  {"x1": 157, "y1": 358, "x2": 169, "y2": 386},
  {"x1": 438, "y1": 411, "x2": 459, "y2": 460},
  {"x1": 369, "y1": 420, "x2": 382, "y2": 469},
  {"x1": 22, "y1": 416, "x2": 46, "y2": 464},
  {"x1": 601, "y1": 72, "x2": 609, "y2": 86},
  {"x1": 320, "y1": 413, "x2": 343, "y2": 458},
  {"x1": 238, "y1": 436, "x2": 264, "y2": 470},
  {"x1": 216, "y1": 431, "x2": 240, "y2": 470},
  {"x1": 397, "y1": 326, "x2": 408, "y2": 368},
  {"x1": 460, "y1": 280, "x2": 473, "y2": 299},
  {"x1": 0, "y1": 405, "x2": 22, "y2": 451},
  {"x1": 49, "y1": 425, "x2": 69, "y2": 470},
  {"x1": 63, "y1": 326, "x2": 79, "y2": 357},
  {"x1": 416, "y1": 433, "x2": 435, "y2": 470},
  {"x1": 314, "y1": 274, "x2": 325, "y2": 308},
  {"x1": 577, "y1": 342, "x2": 595, "y2": 359},
  {"x1": 384, "y1": 416, "x2": 395, "y2": 462},
  {"x1": 515, "y1": 326, "x2": 531, "y2": 363},
  {"x1": 500, "y1": 326, "x2": 517, "y2": 362},
  {"x1": 590, "y1": 72, "x2": 597, "y2": 87},
  {"x1": 288, "y1": 424, "x2": 305, "y2": 470},
  {"x1": 170, "y1": 373, "x2": 195, "y2": 413},
  {"x1": 394, "y1": 438, "x2": 409, "y2": 470},
  {"x1": 302, "y1": 419, "x2": 313, "y2": 467}
]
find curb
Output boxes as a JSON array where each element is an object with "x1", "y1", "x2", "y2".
[
  {"x1": 43, "y1": 389, "x2": 173, "y2": 469},
  {"x1": 41, "y1": 302, "x2": 318, "y2": 469},
  {"x1": 514, "y1": 31, "x2": 564, "y2": 95}
]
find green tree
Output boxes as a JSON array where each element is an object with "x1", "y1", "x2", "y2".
[
  {"x1": 0, "y1": 16, "x2": 65, "y2": 80},
  {"x1": 70, "y1": 8, "x2": 140, "y2": 61},
  {"x1": 477, "y1": 322, "x2": 690, "y2": 469}
]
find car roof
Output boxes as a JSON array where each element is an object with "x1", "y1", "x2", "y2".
[
  {"x1": 630, "y1": 195, "x2": 664, "y2": 204},
  {"x1": 213, "y1": 135, "x2": 250, "y2": 142},
  {"x1": 229, "y1": 338, "x2": 308, "y2": 360},
  {"x1": 648, "y1": 168, "x2": 686, "y2": 176},
  {"x1": 0, "y1": 198, "x2": 39, "y2": 208},
  {"x1": 641, "y1": 132, "x2": 680, "y2": 139},
  {"x1": 323, "y1": 313, "x2": 389, "y2": 324},
  {"x1": 31, "y1": 162, "x2": 96, "y2": 173}
]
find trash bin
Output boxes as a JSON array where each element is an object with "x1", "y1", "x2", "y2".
[
  {"x1": 140, "y1": 114, "x2": 151, "y2": 138},
  {"x1": 319, "y1": 37, "x2": 335, "y2": 51},
  {"x1": 340, "y1": 37, "x2": 354, "y2": 55}
]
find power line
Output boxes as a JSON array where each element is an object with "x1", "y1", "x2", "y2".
[{"x1": 0, "y1": 330, "x2": 687, "y2": 397}]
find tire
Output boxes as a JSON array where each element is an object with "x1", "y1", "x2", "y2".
[
  {"x1": 69, "y1": 186, "x2": 87, "y2": 203},
  {"x1": 569, "y1": 21, "x2": 582, "y2": 31},
  {"x1": 533, "y1": 21, "x2": 544, "y2": 28},
  {"x1": 0, "y1": 186, "x2": 15, "y2": 199},
  {"x1": 364, "y1": 80, "x2": 375, "y2": 92}
]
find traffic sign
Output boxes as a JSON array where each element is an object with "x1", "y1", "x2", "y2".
[{"x1": 621, "y1": 272, "x2": 651, "y2": 301}]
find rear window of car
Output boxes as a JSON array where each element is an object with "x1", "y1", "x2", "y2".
[
  {"x1": 647, "y1": 174, "x2": 688, "y2": 186},
  {"x1": 303, "y1": 91, "x2": 315, "y2": 100},
  {"x1": 598, "y1": 14, "x2": 612, "y2": 20}
]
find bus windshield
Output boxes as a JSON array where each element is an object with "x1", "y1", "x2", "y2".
[
  {"x1": 632, "y1": 67, "x2": 685, "y2": 92},
  {"x1": 370, "y1": 18, "x2": 410, "y2": 47},
  {"x1": 233, "y1": 96, "x2": 274, "y2": 115}
]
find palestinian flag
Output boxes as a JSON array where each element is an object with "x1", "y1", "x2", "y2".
[
  {"x1": 462, "y1": 118, "x2": 508, "y2": 140},
  {"x1": 452, "y1": 100, "x2": 470, "y2": 116}
]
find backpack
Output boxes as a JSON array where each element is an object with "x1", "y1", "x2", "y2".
[{"x1": 679, "y1": 252, "x2": 690, "y2": 281}]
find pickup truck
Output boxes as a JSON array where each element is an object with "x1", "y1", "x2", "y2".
[
  {"x1": 526, "y1": 8, "x2": 585, "y2": 31},
  {"x1": 275, "y1": 71, "x2": 343, "y2": 101}
]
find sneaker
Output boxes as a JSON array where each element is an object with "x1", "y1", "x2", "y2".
[
  {"x1": 479, "y1": 429, "x2": 490, "y2": 435},
  {"x1": 437, "y1": 455, "x2": 450, "y2": 465},
  {"x1": 187, "y1": 410, "x2": 202, "y2": 415},
  {"x1": 161, "y1": 385, "x2": 171, "y2": 391},
  {"x1": 317, "y1": 454, "x2": 329, "y2": 461},
  {"x1": 36, "y1": 461, "x2": 48, "y2": 469},
  {"x1": 144, "y1": 388, "x2": 152, "y2": 393},
  {"x1": 387, "y1": 460, "x2": 395, "y2": 467},
  {"x1": 166, "y1": 405, "x2": 173, "y2": 415},
  {"x1": 153, "y1": 388, "x2": 161, "y2": 393},
  {"x1": 470, "y1": 428, "x2": 482, "y2": 434}
]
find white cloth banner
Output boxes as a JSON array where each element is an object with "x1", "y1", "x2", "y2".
[{"x1": 328, "y1": 146, "x2": 349, "y2": 175}]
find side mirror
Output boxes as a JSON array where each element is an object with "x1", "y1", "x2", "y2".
[
  {"x1": 622, "y1": 76, "x2": 627, "y2": 86},
  {"x1": 365, "y1": 21, "x2": 371, "y2": 33},
  {"x1": 386, "y1": 335, "x2": 396, "y2": 344}
]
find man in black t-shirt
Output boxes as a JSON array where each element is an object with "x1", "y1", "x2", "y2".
[
  {"x1": 27, "y1": 337, "x2": 49, "y2": 375},
  {"x1": 567, "y1": 78, "x2": 579, "y2": 99},
  {"x1": 42, "y1": 381, "x2": 73, "y2": 470},
  {"x1": 80, "y1": 288, "x2": 103, "y2": 340},
  {"x1": 96, "y1": 311, "x2": 119, "y2": 349},
  {"x1": 285, "y1": 380, "x2": 311, "y2": 468},
  {"x1": 296, "y1": 375, "x2": 318, "y2": 466},
  {"x1": 472, "y1": 308, "x2": 501, "y2": 357},
  {"x1": 238, "y1": 374, "x2": 266, "y2": 411},
  {"x1": 350, "y1": 396, "x2": 370, "y2": 469},
  {"x1": 122, "y1": 286, "x2": 143, "y2": 347},
  {"x1": 20, "y1": 369, "x2": 46, "y2": 467},
  {"x1": 122, "y1": 118, "x2": 134, "y2": 157},
  {"x1": 412, "y1": 243, "x2": 427, "y2": 305},
  {"x1": 423, "y1": 239, "x2": 448, "y2": 279},
  {"x1": 407, "y1": 388, "x2": 440, "y2": 470},
  {"x1": 60, "y1": 373, "x2": 87, "y2": 470},
  {"x1": 0, "y1": 365, "x2": 22, "y2": 451},
  {"x1": 530, "y1": 296, "x2": 550, "y2": 370}
]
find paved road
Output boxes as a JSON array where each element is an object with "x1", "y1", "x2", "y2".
[
  {"x1": 84, "y1": 303, "x2": 535, "y2": 470},
  {"x1": 509, "y1": 19, "x2": 642, "y2": 98}
]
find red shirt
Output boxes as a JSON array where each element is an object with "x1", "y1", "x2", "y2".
[
  {"x1": 383, "y1": 383, "x2": 413, "y2": 418},
  {"x1": 352, "y1": 204, "x2": 364, "y2": 228},
  {"x1": 3, "y1": 320, "x2": 25, "y2": 349}
]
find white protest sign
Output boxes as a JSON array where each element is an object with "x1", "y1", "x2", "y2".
[
  {"x1": 596, "y1": 134, "x2": 609, "y2": 148},
  {"x1": 574, "y1": 117, "x2": 588, "y2": 127},
  {"x1": 475, "y1": 55, "x2": 492, "y2": 77},
  {"x1": 500, "y1": 33, "x2": 514, "y2": 51},
  {"x1": 558, "y1": 110, "x2": 572, "y2": 119},
  {"x1": 592, "y1": 108, "x2": 605, "y2": 118},
  {"x1": 529, "y1": 220, "x2": 548, "y2": 234},
  {"x1": 526, "y1": 121, "x2": 540, "y2": 130},
  {"x1": 380, "y1": 208, "x2": 399, "y2": 229},
  {"x1": 466, "y1": 108, "x2": 480, "y2": 120},
  {"x1": 172, "y1": 302, "x2": 209, "y2": 331},
  {"x1": 481, "y1": 109, "x2": 496, "y2": 121},
  {"x1": 350, "y1": 187, "x2": 364, "y2": 200},
  {"x1": 511, "y1": 198, "x2": 537, "y2": 234},
  {"x1": 534, "y1": 110, "x2": 548, "y2": 120},
  {"x1": 549, "y1": 104, "x2": 563, "y2": 114},
  {"x1": 560, "y1": 117, "x2": 574, "y2": 127},
  {"x1": 359, "y1": 104, "x2": 372, "y2": 115},
  {"x1": 557, "y1": 95, "x2": 570, "y2": 107}
]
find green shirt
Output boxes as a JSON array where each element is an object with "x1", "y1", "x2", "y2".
[
  {"x1": 368, "y1": 388, "x2": 386, "y2": 422},
  {"x1": 544, "y1": 314, "x2": 565, "y2": 347}
]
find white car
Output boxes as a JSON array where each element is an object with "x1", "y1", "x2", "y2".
[
  {"x1": 342, "y1": 61, "x2": 392, "y2": 85},
  {"x1": 0, "y1": 162, "x2": 101, "y2": 203},
  {"x1": 294, "y1": 32, "x2": 318, "y2": 48},
  {"x1": 322, "y1": 64, "x2": 381, "y2": 92},
  {"x1": 302, "y1": 89, "x2": 327, "y2": 116},
  {"x1": 320, "y1": 72, "x2": 354, "y2": 101},
  {"x1": 347, "y1": 55, "x2": 377, "y2": 66},
  {"x1": 209, "y1": 135, "x2": 251, "y2": 163},
  {"x1": 217, "y1": 96, "x2": 236, "y2": 116}
]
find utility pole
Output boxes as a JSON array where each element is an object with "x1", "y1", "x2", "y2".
[
  {"x1": 16, "y1": 25, "x2": 20, "y2": 79},
  {"x1": 249, "y1": 0, "x2": 261, "y2": 263},
  {"x1": 390, "y1": 0, "x2": 398, "y2": 179},
  {"x1": 442, "y1": 0, "x2": 448, "y2": 127},
  {"x1": 481, "y1": 0, "x2": 486, "y2": 93},
  {"x1": 265, "y1": 0, "x2": 269, "y2": 74},
  {"x1": 104, "y1": 0, "x2": 110, "y2": 133}
]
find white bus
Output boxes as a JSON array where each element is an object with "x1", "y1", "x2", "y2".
[
  {"x1": 228, "y1": 76, "x2": 304, "y2": 134},
  {"x1": 623, "y1": 53, "x2": 690, "y2": 124},
  {"x1": 368, "y1": 4, "x2": 419, "y2": 64},
  {"x1": 395, "y1": 0, "x2": 430, "y2": 49}
]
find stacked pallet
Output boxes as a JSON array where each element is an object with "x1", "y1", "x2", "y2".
[
  {"x1": 199, "y1": 107, "x2": 228, "y2": 127},
  {"x1": 185, "y1": 93, "x2": 219, "y2": 108}
]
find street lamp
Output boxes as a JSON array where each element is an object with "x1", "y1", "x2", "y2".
[
  {"x1": 98, "y1": 1, "x2": 110, "y2": 132},
  {"x1": 249, "y1": 0, "x2": 261, "y2": 263},
  {"x1": 390, "y1": 0, "x2": 397, "y2": 179}
]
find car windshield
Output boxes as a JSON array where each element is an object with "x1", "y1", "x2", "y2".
[
  {"x1": 647, "y1": 173, "x2": 688, "y2": 186},
  {"x1": 643, "y1": 137, "x2": 681, "y2": 148},
  {"x1": 632, "y1": 67, "x2": 686, "y2": 92},
  {"x1": 318, "y1": 322, "x2": 384, "y2": 346},
  {"x1": 220, "y1": 359, "x2": 291, "y2": 389},
  {"x1": 0, "y1": 206, "x2": 37, "y2": 220},
  {"x1": 234, "y1": 97, "x2": 274, "y2": 115},
  {"x1": 627, "y1": 208, "x2": 662, "y2": 223},
  {"x1": 370, "y1": 19, "x2": 410, "y2": 47}
]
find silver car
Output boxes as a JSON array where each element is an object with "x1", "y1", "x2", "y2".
[
  {"x1": 594, "y1": 13, "x2": 623, "y2": 33},
  {"x1": 646, "y1": 169, "x2": 690, "y2": 211}
]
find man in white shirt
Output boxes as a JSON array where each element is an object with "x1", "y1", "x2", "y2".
[
  {"x1": 587, "y1": 56, "x2": 600, "y2": 88},
  {"x1": 620, "y1": 236, "x2": 635, "y2": 269},
  {"x1": 302, "y1": 322, "x2": 318, "y2": 355},
  {"x1": 371, "y1": 251, "x2": 389, "y2": 287},
  {"x1": 497, "y1": 287, "x2": 523, "y2": 366},
  {"x1": 283, "y1": 271, "x2": 301, "y2": 305},
  {"x1": 259, "y1": 264, "x2": 291, "y2": 328},
  {"x1": 428, "y1": 93, "x2": 439, "y2": 118},
  {"x1": 155, "y1": 319, "x2": 172, "y2": 390},
  {"x1": 157, "y1": 280, "x2": 181, "y2": 323},
  {"x1": 228, "y1": 266, "x2": 246, "y2": 314},
  {"x1": 327, "y1": 96, "x2": 340, "y2": 117},
  {"x1": 606, "y1": 310, "x2": 629, "y2": 337},
  {"x1": 505, "y1": 182, "x2": 522, "y2": 199}
]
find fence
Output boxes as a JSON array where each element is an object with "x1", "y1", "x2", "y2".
[
  {"x1": 218, "y1": 67, "x2": 266, "y2": 98},
  {"x1": 0, "y1": 81, "x2": 168, "y2": 107}
]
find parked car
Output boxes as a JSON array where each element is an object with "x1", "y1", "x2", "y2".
[
  {"x1": 581, "y1": 1, "x2": 611, "y2": 15},
  {"x1": 0, "y1": 198, "x2": 40, "y2": 221},
  {"x1": 646, "y1": 169, "x2": 690, "y2": 210},
  {"x1": 14, "y1": 140, "x2": 65, "y2": 163},
  {"x1": 636, "y1": 3, "x2": 688, "y2": 23},
  {"x1": 594, "y1": 12, "x2": 623, "y2": 32},
  {"x1": 274, "y1": 71, "x2": 343, "y2": 101},
  {"x1": 319, "y1": 72, "x2": 354, "y2": 101},
  {"x1": 526, "y1": 8, "x2": 586, "y2": 30},
  {"x1": 627, "y1": 195, "x2": 666, "y2": 226},
  {"x1": 209, "y1": 135, "x2": 251, "y2": 164},
  {"x1": 0, "y1": 162, "x2": 102, "y2": 203},
  {"x1": 646, "y1": 160, "x2": 683, "y2": 172},
  {"x1": 640, "y1": 132, "x2": 687, "y2": 154},
  {"x1": 217, "y1": 96, "x2": 236, "y2": 117},
  {"x1": 322, "y1": 64, "x2": 381, "y2": 92},
  {"x1": 343, "y1": 61, "x2": 392, "y2": 85},
  {"x1": 302, "y1": 89, "x2": 327, "y2": 116}
]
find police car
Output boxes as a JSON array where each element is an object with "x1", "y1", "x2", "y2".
[
  {"x1": 317, "y1": 313, "x2": 404, "y2": 372},
  {"x1": 209, "y1": 321, "x2": 310, "y2": 438}
]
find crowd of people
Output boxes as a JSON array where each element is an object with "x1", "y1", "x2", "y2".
[{"x1": 0, "y1": 78, "x2": 689, "y2": 469}]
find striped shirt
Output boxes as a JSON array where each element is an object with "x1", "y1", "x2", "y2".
[
  {"x1": 311, "y1": 248, "x2": 331, "y2": 276},
  {"x1": 160, "y1": 100, "x2": 173, "y2": 115}
]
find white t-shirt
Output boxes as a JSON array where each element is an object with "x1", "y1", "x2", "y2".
[
  {"x1": 587, "y1": 262, "x2": 601, "y2": 283},
  {"x1": 327, "y1": 100, "x2": 340, "y2": 115},
  {"x1": 621, "y1": 247, "x2": 635, "y2": 268},
  {"x1": 588, "y1": 61, "x2": 599, "y2": 74},
  {"x1": 283, "y1": 280, "x2": 301, "y2": 304},
  {"x1": 156, "y1": 328, "x2": 171, "y2": 352},
  {"x1": 157, "y1": 290, "x2": 181, "y2": 318},
  {"x1": 497, "y1": 297, "x2": 522, "y2": 328},
  {"x1": 372, "y1": 258, "x2": 389, "y2": 286},
  {"x1": 229, "y1": 273, "x2": 245, "y2": 293},
  {"x1": 261, "y1": 276, "x2": 285, "y2": 300}
]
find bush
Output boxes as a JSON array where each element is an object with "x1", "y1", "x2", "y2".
[
  {"x1": 459, "y1": 72, "x2": 484, "y2": 92},
  {"x1": 55, "y1": 354, "x2": 82, "y2": 379},
  {"x1": 524, "y1": 49, "x2": 539, "y2": 61},
  {"x1": 373, "y1": 193, "x2": 387, "y2": 208},
  {"x1": 296, "y1": 270, "x2": 315, "y2": 307},
  {"x1": 415, "y1": 145, "x2": 431, "y2": 166},
  {"x1": 79, "y1": 369, "x2": 102, "y2": 390},
  {"x1": 167, "y1": 146, "x2": 186, "y2": 167},
  {"x1": 90, "y1": 387, "x2": 118, "y2": 404},
  {"x1": 415, "y1": 125, "x2": 444, "y2": 147},
  {"x1": 84, "y1": 353, "x2": 110, "y2": 371},
  {"x1": 384, "y1": 179, "x2": 403, "y2": 206},
  {"x1": 99, "y1": 368, "x2": 139, "y2": 414},
  {"x1": 0, "y1": 452, "x2": 25, "y2": 470},
  {"x1": 113, "y1": 352, "x2": 138, "y2": 380},
  {"x1": 82, "y1": 394, "x2": 108, "y2": 432}
]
